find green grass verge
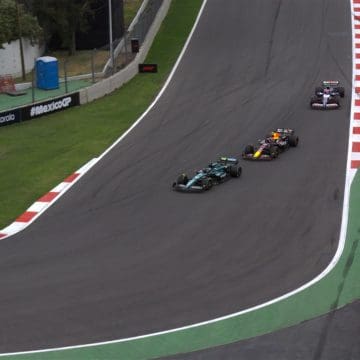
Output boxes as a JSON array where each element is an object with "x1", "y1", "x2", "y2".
[
  {"x1": 124, "y1": 0, "x2": 144, "y2": 29},
  {"x1": 0, "y1": 0, "x2": 203, "y2": 230}
]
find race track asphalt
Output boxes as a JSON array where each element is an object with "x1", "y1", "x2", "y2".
[{"x1": 0, "y1": 0, "x2": 352, "y2": 353}]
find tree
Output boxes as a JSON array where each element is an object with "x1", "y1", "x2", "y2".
[
  {"x1": 32, "y1": 0, "x2": 97, "y2": 55},
  {"x1": 0, "y1": 0, "x2": 15, "y2": 46},
  {"x1": 0, "y1": 0, "x2": 42, "y2": 79},
  {"x1": 0, "y1": 0, "x2": 42, "y2": 48}
]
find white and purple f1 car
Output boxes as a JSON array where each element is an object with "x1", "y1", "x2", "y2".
[{"x1": 310, "y1": 80, "x2": 344, "y2": 110}]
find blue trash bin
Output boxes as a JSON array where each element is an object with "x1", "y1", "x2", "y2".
[{"x1": 36, "y1": 56, "x2": 59, "y2": 90}]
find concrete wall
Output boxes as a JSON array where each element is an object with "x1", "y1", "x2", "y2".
[
  {"x1": 79, "y1": 0, "x2": 172, "y2": 105},
  {"x1": 0, "y1": 39, "x2": 43, "y2": 77}
]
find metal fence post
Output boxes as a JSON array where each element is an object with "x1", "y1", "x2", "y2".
[
  {"x1": 124, "y1": 31, "x2": 128, "y2": 65},
  {"x1": 31, "y1": 58, "x2": 35, "y2": 103},
  {"x1": 109, "y1": 0, "x2": 115, "y2": 75},
  {"x1": 64, "y1": 60, "x2": 68, "y2": 93},
  {"x1": 91, "y1": 49, "x2": 96, "y2": 83}
]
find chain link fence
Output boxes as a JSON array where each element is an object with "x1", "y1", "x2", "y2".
[
  {"x1": 56, "y1": 0, "x2": 165, "y2": 81},
  {"x1": 39, "y1": 0, "x2": 165, "y2": 86},
  {"x1": 105, "y1": 0, "x2": 164, "y2": 76},
  {"x1": 4, "y1": 0, "x2": 166, "y2": 108}
]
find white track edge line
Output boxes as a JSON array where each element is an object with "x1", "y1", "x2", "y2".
[{"x1": 0, "y1": 0, "x2": 356, "y2": 356}]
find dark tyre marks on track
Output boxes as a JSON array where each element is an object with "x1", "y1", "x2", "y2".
[
  {"x1": 0, "y1": 0, "x2": 352, "y2": 353},
  {"x1": 264, "y1": 0, "x2": 282, "y2": 76}
]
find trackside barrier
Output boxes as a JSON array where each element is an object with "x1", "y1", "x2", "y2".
[
  {"x1": 79, "y1": 0, "x2": 172, "y2": 105},
  {"x1": 0, "y1": 93, "x2": 80, "y2": 127}
]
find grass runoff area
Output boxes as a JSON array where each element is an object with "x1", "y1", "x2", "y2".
[
  {"x1": 124, "y1": 0, "x2": 144, "y2": 28},
  {"x1": 0, "y1": 0, "x2": 203, "y2": 230}
]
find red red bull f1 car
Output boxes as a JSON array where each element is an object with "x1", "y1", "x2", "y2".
[{"x1": 242, "y1": 128, "x2": 299, "y2": 161}]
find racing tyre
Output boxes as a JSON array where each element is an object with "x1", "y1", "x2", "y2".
[
  {"x1": 270, "y1": 146, "x2": 279, "y2": 159},
  {"x1": 315, "y1": 87, "x2": 323, "y2": 96},
  {"x1": 310, "y1": 96, "x2": 319, "y2": 108},
  {"x1": 288, "y1": 135, "x2": 298, "y2": 147},
  {"x1": 330, "y1": 96, "x2": 340, "y2": 108},
  {"x1": 244, "y1": 145, "x2": 254, "y2": 155},
  {"x1": 177, "y1": 174, "x2": 188, "y2": 185},
  {"x1": 337, "y1": 87, "x2": 345, "y2": 98},
  {"x1": 201, "y1": 178, "x2": 213, "y2": 191},
  {"x1": 229, "y1": 165, "x2": 242, "y2": 178}
]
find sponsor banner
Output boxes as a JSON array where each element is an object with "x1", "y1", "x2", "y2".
[
  {"x1": 139, "y1": 63, "x2": 158, "y2": 73},
  {"x1": 0, "y1": 109, "x2": 21, "y2": 127},
  {"x1": 21, "y1": 93, "x2": 80, "y2": 121}
]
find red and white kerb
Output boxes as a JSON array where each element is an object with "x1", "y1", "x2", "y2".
[
  {"x1": 0, "y1": 158, "x2": 97, "y2": 240},
  {"x1": 352, "y1": 0, "x2": 360, "y2": 169}
]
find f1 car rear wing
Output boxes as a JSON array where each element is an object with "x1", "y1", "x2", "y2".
[
  {"x1": 322, "y1": 80, "x2": 340, "y2": 87},
  {"x1": 275, "y1": 128, "x2": 294, "y2": 135},
  {"x1": 218, "y1": 157, "x2": 238, "y2": 164}
]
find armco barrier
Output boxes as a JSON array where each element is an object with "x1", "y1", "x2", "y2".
[{"x1": 79, "y1": 0, "x2": 172, "y2": 105}]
